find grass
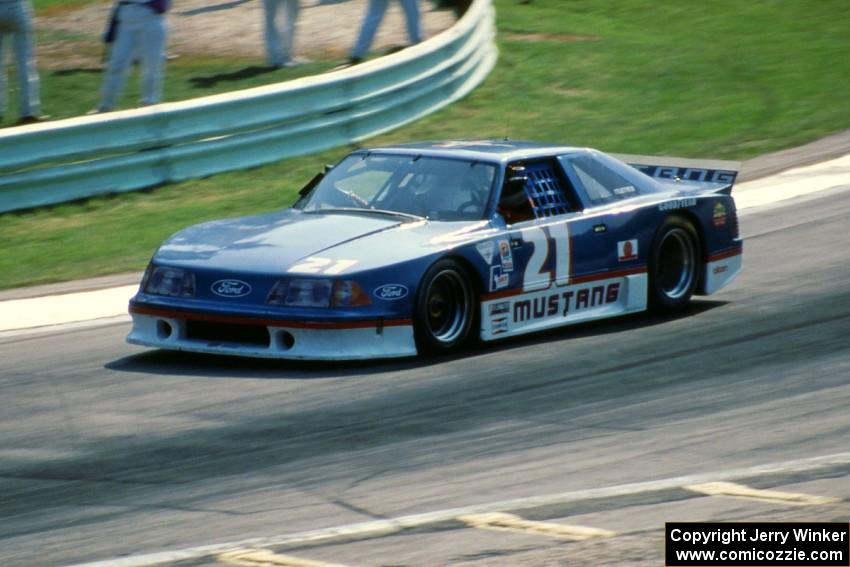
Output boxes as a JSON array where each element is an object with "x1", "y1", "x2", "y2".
[
  {"x1": 3, "y1": 0, "x2": 850, "y2": 290},
  {"x1": 34, "y1": 0, "x2": 101, "y2": 17}
]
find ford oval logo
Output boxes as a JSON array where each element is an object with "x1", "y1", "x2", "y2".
[
  {"x1": 373, "y1": 284, "x2": 408, "y2": 301},
  {"x1": 211, "y1": 279, "x2": 252, "y2": 298}
]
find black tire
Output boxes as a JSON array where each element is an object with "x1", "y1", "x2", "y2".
[
  {"x1": 649, "y1": 216, "x2": 700, "y2": 312},
  {"x1": 414, "y1": 259, "x2": 476, "y2": 354}
]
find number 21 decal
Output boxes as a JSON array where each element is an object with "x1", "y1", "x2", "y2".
[
  {"x1": 521, "y1": 224, "x2": 571, "y2": 292},
  {"x1": 288, "y1": 257, "x2": 358, "y2": 275}
]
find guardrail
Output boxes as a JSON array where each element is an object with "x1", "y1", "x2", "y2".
[{"x1": 0, "y1": 0, "x2": 497, "y2": 213}]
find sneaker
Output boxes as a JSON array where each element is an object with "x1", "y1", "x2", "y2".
[
  {"x1": 272, "y1": 56, "x2": 311, "y2": 69},
  {"x1": 332, "y1": 57, "x2": 363, "y2": 71},
  {"x1": 16, "y1": 115, "x2": 48, "y2": 125},
  {"x1": 284, "y1": 56, "x2": 310, "y2": 68}
]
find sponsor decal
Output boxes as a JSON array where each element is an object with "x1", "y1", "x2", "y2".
[
  {"x1": 489, "y1": 266, "x2": 510, "y2": 292},
  {"x1": 617, "y1": 239, "x2": 638, "y2": 262},
  {"x1": 632, "y1": 164, "x2": 737, "y2": 185},
  {"x1": 613, "y1": 185, "x2": 637, "y2": 196},
  {"x1": 512, "y1": 283, "x2": 621, "y2": 323},
  {"x1": 373, "y1": 284, "x2": 409, "y2": 301},
  {"x1": 498, "y1": 239, "x2": 514, "y2": 272},
  {"x1": 659, "y1": 198, "x2": 697, "y2": 212},
  {"x1": 476, "y1": 241, "x2": 495, "y2": 265},
  {"x1": 489, "y1": 301, "x2": 510, "y2": 316},
  {"x1": 211, "y1": 279, "x2": 252, "y2": 298},
  {"x1": 713, "y1": 264, "x2": 728, "y2": 275},
  {"x1": 491, "y1": 317, "x2": 508, "y2": 335},
  {"x1": 713, "y1": 201, "x2": 727, "y2": 228}
]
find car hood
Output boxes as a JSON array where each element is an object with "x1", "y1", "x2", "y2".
[{"x1": 153, "y1": 209, "x2": 492, "y2": 274}]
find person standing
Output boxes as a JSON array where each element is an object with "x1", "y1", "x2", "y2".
[
  {"x1": 96, "y1": 0, "x2": 169, "y2": 113},
  {"x1": 350, "y1": 0, "x2": 421, "y2": 65},
  {"x1": 262, "y1": 0, "x2": 301, "y2": 68},
  {"x1": 0, "y1": 0, "x2": 42, "y2": 125}
]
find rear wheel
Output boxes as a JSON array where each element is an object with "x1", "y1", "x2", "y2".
[
  {"x1": 414, "y1": 259, "x2": 476, "y2": 354},
  {"x1": 649, "y1": 216, "x2": 700, "y2": 312}
]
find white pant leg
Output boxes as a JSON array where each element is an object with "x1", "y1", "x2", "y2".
[
  {"x1": 262, "y1": 0, "x2": 282, "y2": 66},
  {"x1": 99, "y1": 9, "x2": 138, "y2": 112},
  {"x1": 351, "y1": 0, "x2": 389, "y2": 60},
  {"x1": 99, "y1": 4, "x2": 165, "y2": 111},
  {"x1": 280, "y1": 0, "x2": 299, "y2": 63},
  {"x1": 12, "y1": 0, "x2": 38, "y2": 117},
  {"x1": 138, "y1": 10, "x2": 166, "y2": 105},
  {"x1": 0, "y1": 34, "x2": 6, "y2": 117},
  {"x1": 263, "y1": 0, "x2": 299, "y2": 66},
  {"x1": 399, "y1": 0, "x2": 421, "y2": 44},
  {"x1": 0, "y1": 0, "x2": 39, "y2": 118}
]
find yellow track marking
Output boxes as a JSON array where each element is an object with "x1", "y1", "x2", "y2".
[
  {"x1": 458, "y1": 512, "x2": 615, "y2": 540},
  {"x1": 218, "y1": 549, "x2": 350, "y2": 567},
  {"x1": 685, "y1": 481, "x2": 838, "y2": 506}
]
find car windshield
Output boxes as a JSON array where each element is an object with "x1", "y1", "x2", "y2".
[{"x1": 298, "y1": 153, "x2": 498, "y2": 221}]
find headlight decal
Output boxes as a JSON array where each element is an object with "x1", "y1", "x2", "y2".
[
  {"x1": 285, "y1": 279, "x2": 333, "y2": 308},
  {"x1": 144, "y1": 266, "x2": 196, "y2": 297},
  {"x1": 267, "y1": 279, "x2": 372, "y2": 308},
  {"x1": 332, "y1": 281, "x2": 371, "y2": 307}
]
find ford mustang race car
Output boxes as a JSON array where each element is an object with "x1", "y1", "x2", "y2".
[{"x1": 128, "y1": 141, "x2": 742, "y2": 360}]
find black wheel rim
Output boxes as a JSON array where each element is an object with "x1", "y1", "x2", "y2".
[
  {"x1": 425, "y1": 269, "x2": 471, "y2": 344},
  {"x1": 657, "y1": 227, "x2": 696, "y2": 299}
]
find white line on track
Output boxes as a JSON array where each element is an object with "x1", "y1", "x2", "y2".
[
  {"x1": 0, "y1": 284, "x2": 137, "y2": 334},
  {"x1": 734, "y1": 153, "x2": 850, "y2": 210},
  {"x1": 64, "y1": 451, "x2": 850, "y2": 567},
  {"x1": 0, "y1": 314, "x2": 130, "y2": 340},
  {"x1": 684, "y1": 481, "x2": 839, "y2": 506},
  {"x1": 3, "y1": 152, "x2": 850, "y2": 335}
]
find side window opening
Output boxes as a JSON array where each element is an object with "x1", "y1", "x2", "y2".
[
  {"x1": 497, "y1": 160, "x2": 576, "y2": 224},
  {"x1": 566, "y1": 154, "x2": 638, "y2": 206}
]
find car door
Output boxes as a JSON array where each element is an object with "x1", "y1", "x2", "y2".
[
  {"x1": 558, "y1": 151, "x2": 646, "y2": 270},
  {"x1": 485, "y1": 158, "x2": 616, "y2": 334}
]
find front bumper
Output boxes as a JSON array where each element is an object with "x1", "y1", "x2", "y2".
[{"x1": 127, "y1": 303, "x2": 417, "y2": 360}]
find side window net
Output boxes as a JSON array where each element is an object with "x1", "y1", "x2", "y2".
[{"x1": 524, "y1": 164, "x2": 572, "y2": 218}]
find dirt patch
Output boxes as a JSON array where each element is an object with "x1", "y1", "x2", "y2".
[
  {"x1": 502, "y1": 31, "x2": 601, "y2": 43},
  {"x1": 36, "y1": 0, "x2": 457, "y2": 69}
]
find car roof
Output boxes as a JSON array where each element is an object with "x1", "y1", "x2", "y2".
[{"x1": 358, "y1": 140, "x2": 588, "y2": 163}]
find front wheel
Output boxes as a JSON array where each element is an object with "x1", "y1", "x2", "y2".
[
  {"x1": 649, "y1": 216, "x2": 700, "y2": 312},
  {"x1": 414, "y1": 259, "x2": 476, "y2": 354}
]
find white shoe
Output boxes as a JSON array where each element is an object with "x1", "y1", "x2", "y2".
[{"x1": 275, "y1": 56, "x2": 310, "y2": 68}]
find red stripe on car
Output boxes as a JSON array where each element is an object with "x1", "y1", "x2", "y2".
[
  {"x1": 707, "y1": 246, "x2": 743, "y2": 262},
  {"x1": 482, "y1": 266, "x2": 648, "y2": 301}
]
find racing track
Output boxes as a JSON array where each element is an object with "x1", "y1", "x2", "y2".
[{"x1": 2, "y1": 184, "x2": 850, "y2": 566}]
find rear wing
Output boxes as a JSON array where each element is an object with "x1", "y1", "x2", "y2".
[{"x1": 613, "y1": 154, "x2": 740, "y2": 194}]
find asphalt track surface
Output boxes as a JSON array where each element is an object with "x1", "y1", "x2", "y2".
[{"x1": 2, "y1": 187, "x2": 850, "y2": 566}]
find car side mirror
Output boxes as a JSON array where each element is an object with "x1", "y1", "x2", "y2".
[{"x1": 298, "y1": 171, "x2": 325, "y2": 197}]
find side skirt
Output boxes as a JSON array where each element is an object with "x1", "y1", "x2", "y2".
[{"x1": 479, "y1": 273, "x2": 648, "y2": 341}]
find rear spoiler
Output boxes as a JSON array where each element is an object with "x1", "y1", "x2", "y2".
[{"x1": 612, "y1": 154, "x2": 741, "y2": 195}]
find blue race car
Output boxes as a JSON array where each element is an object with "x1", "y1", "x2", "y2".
[{"x1": 128, "y1": 141, "x2": 742, "y2": 360}]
